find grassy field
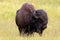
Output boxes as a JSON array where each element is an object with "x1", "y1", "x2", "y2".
[{"x1": 0, "y1": 0, "x2": 60, "y2": 40}]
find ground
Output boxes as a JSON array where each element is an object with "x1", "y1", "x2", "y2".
[{"x1": 0, "y1": 0, "x2": 60, "y2": 40}]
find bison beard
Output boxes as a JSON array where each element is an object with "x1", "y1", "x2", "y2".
[{"x1": 15, "y1": 3, "x2": 48, "y2": 36}]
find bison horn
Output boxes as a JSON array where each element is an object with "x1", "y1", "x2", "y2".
[{"x1": 33, "y1": 11, "x2": 39, "y2": 19}]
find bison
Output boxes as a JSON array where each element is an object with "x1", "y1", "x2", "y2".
[{"x1": 15, "y1": 3, "x2": 48, "y2": 36}]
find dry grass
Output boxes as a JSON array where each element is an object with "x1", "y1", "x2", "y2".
[{"x1": 0, "y1": 0, "x2": 60, "y2": 40}]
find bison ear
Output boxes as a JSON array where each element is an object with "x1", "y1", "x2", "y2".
[{"x1": 34, "y1": 15, "x2": 38, "y2": 19}]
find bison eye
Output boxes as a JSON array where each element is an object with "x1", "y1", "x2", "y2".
[
  {"x1": 35, "y1": 11, "x2": 41, "y2": 16},
  {"x1": 36, "y1": 11, "x2": 38, "y2": 13}
]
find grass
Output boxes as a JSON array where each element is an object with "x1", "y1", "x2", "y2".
[{"x1": 0, "y1": 0, "x2": 60, "y2": 40}]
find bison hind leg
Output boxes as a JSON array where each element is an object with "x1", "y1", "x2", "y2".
[
  {"x1": 18, "y1": 27, "x2": 23, "y2": 35},
  {"x1": 18, "y1": 26, "x2": 26, "y2": 35}
]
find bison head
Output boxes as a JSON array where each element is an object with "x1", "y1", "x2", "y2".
[{"x1": 31, "y1": 9, "x2": 48, "y2": 35}]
